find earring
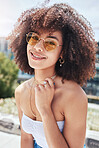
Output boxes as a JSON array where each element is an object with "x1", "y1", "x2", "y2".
[{"x1": 59, "y1": 57, "x2": 64, "y2": 67}]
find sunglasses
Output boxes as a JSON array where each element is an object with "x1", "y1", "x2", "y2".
[{"x1": 26, "y1": 32, "x2": 62, "y2": 51}]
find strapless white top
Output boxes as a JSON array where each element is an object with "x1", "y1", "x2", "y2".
[{"x1": 21, "y1": 113, "x2": 65, "y2": 148}]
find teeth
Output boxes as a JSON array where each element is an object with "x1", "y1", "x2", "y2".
[
  {"x1": 31, "y1": 52, "x2": 45, "y2": 59},
  {"x1": 34, "y1": 54, "x2": 41, "y2": 58}
]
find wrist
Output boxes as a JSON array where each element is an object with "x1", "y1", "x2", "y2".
[{"x1": 39, "y1": 106, "x2": 52, "y2": 118}]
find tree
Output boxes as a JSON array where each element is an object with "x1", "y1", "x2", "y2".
[{"x1": 0, "y1": 52, "x2": 19, "y2": 98}]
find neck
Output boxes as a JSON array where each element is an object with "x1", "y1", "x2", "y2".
[{"x1": 34, "y1": 69, "x2": 56, "y2": 83}]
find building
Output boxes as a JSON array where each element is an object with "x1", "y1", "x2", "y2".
[
  {"x1": 83, "y1": 47, "x2": 99, "y2": 96},
  {"x1": 0, "y1": 37, "x2": 9, "y2": 55}
]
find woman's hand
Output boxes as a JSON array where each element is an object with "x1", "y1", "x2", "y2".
[{"x1": 34, "y1": 78, "x2": 55, "y2": 116}]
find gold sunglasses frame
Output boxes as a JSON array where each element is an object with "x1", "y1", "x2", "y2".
[{"x1": 26, "y1": 32, "x2": 62, "y2": 51}]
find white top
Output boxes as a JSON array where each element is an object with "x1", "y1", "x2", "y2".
[{"x1": 22, "y1": 113, "x2": 65, "y2": 148}]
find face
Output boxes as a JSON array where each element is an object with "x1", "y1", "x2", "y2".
[{"x1": 26, "y1": 30, "x2": 63, "y2": 70}]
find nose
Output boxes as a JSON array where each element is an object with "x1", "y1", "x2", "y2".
[{"x1": 34, "y1": 39, "x2": 44, "y2": 52}]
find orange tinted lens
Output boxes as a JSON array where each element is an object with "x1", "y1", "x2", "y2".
[
  {"x1": 27, "y1": 33, "x2": 39, "y2": 45},
  {"x1": 44, "y1": 40, "x2": 57, "y2": 51}
]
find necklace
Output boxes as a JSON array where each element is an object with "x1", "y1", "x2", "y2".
[
  {"x1": 30, "y1": 74, "x2": 56, "y2": 118},
  {"x1": 33, "y1": 74, "x2": 56, "y2": 86}
]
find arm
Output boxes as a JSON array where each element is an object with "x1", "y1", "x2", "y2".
[
  {"x1": 34, "y1": 78, "x2": 69, "y2": 148},
  {"x1": 41, "y1": 91, "x2": 87, "y2": 148},
  {"x1": 41, "y1": 107, "x2": 69, "y2": 148},
  {"x1": 35, "y1": 78, "x2": 87, "y2": 148},
  {"x1": 15, "y1": 86, "x2": 34, "y2": 148},
  {"x1": 62, "y1": 89, "x2": 88, "y2": 148}
]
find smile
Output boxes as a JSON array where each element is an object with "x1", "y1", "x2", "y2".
[{"x1": 30, "y1": 51, "x2": 46, "y2": 60}]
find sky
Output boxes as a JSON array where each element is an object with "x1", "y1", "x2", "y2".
[{"x1": 0, "y1": 0, "x2": 99, "y2": 41}]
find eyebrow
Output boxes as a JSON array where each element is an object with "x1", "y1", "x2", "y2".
[
  {"x1": 32, "y1": 31, "x2": 59, "y2": 41},
  {"x1": 33, "y1": 31, "x2": 39, "y2": 34},
  {"x1": 46, "y1": 36, "x2": 59, "y2": 41}
]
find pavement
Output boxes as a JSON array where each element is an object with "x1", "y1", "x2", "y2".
[
  {"x1": 0, "y1": 103, "x2": 99, "y2": 148},
  {"x1": 0, "y1": 131, "x2": 21, "y2": 148}
]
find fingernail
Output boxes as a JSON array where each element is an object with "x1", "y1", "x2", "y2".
[
  {"x1": 53, "y1": 82, "x2": 55, "y2": 85},
  {"x1": 44, "y1": 81, "x2": 47, "y2": 85}
]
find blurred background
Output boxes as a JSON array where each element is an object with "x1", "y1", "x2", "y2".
[{"x1": 0, "y1": 0, "x2": 99, "y2": 147}]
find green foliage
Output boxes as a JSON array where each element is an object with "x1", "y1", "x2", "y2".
[{"x1": 0, "y1": 52, "x2": 19, "y2": 98}]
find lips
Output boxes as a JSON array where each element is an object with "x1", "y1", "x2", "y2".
[{"x1": 30, "y1": 51, "x2": 46, "y2": 60}]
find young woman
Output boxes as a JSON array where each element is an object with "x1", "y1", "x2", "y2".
[{"x1": 7, "y1": 3, "x2": 96, "y2": 148}]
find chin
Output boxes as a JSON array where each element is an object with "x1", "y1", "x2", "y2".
[
  {"x1": 28, "y1": 61, "x2": 35, "y2": 69},
  {"x1": 28, "y1": 58, "x2": 56, "y2": 70},
  {"x1": 28, "y1": 61, "x2": 41, "y2": 69}
]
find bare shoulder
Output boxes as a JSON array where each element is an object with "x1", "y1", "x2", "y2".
[
  {"x1": 15, "y1": 78, "x2": 33, "y2": 103},
  {"x1": 62, "y1": 80, "x2": 88, "y2": 114}
]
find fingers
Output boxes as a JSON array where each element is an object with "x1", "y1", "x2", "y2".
[
  {"x1": 44, "y1": 78, "x2": 55, "y2": 88},
  {"x1": 34, "y1": 78, "x2": 55, "y2": 90},
  {"x1": 35, "y1": 81, "x2": 49, "y2": 91}
]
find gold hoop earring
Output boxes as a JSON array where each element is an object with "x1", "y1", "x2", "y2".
[{"x1": 59, "y1": 57, "x2": 65, "y2": 67}]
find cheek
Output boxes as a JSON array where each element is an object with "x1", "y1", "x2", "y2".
[
  {"x1": 26, "y1": 49, "x2": 29, "y2": 60},
  {"x1": 48, "y1": 54, "x2": 60, "y2": 65},
  {"x1": 27, "y1": 46, "x2": 30, "y2": 58},
  {"x1": 26, "y1": 48, "x2": 32, "y2": 67},
  {"x1": 52, "y1": 48, "x2": 62, "y2": 61}
]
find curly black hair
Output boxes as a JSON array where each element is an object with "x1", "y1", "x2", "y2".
[{"x1": 7, "y1": 3, "x2": 97, "y2": 86}]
